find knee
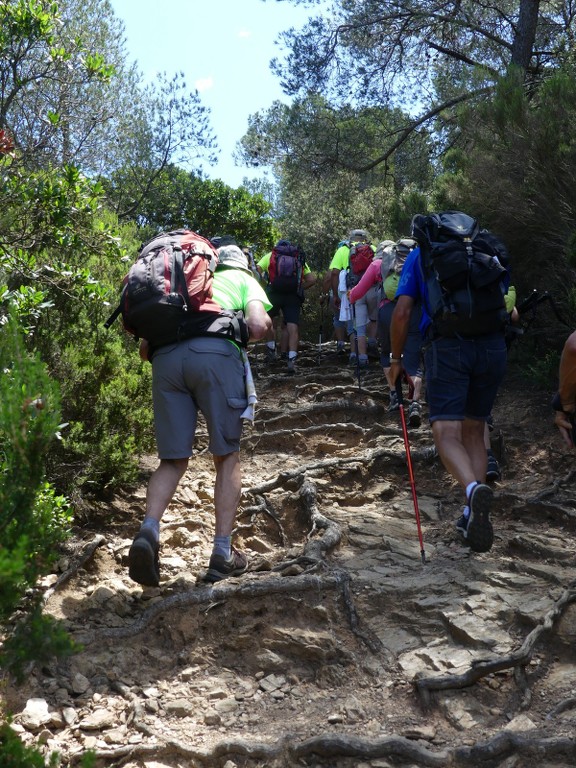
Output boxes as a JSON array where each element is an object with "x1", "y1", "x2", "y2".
[{"x1": 161, "y1": 457, "x2": 189, "y2": 477}]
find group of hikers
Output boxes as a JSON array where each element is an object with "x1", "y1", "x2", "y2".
[{"x1": 112, "y1": 216, "x2": 575, "y2": 589}]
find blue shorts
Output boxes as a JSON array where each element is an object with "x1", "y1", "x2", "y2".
[
  {"x1": 378, "y1": 301, "x2": 423, "y2": 377},
  {"x1": 151, "y1": 337, "x2": 247, "y2": 458},
  {"x1": 266, "y1": 289, "x2": 303, "y2": 325},
  {"x1": 424, "y1": 334, "x2": 507, "y2": 423}
]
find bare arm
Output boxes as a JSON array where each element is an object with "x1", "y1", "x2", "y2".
[
  {"x1": 302, "y1": 271, "x2": 317, "y2": 290},
  {"x1": 245, "y1": 300, "x2": 272, "y2": 342},
  {"x1": 330, "y1": 268, "x2": 341, "y2": 300},
  {"x1": 555, "y1": 330, "x2": 576, "y2": 447},
  {"x1": 388, "y1": 295, "x2": 415, "y2": 386},
  {"x1": 558, "y1": 331, "x2": 576, "y2": 409}
]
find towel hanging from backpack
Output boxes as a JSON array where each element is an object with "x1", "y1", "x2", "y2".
[
  {"x1": 240, "y1": 349, "x2": 258, "y2": 422},
  {"x1": 338, "y1": 269, "x2": 352, "y2": 321}
]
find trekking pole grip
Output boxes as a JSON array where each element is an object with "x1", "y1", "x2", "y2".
[{"x1": 395, "y1": 377, "x2": 404, "y2": 406}]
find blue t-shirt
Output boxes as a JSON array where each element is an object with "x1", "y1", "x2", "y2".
[
  {"x1": 396, "y1": 245, "x2": 510, "y2": 338},
  {"x1": 395, "y1": 246, "x2": 431, "y2": 337}
]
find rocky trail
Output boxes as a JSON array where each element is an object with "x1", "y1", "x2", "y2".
[{"x1": 4, "y1": 340, "x2": 576, "y2": 768}]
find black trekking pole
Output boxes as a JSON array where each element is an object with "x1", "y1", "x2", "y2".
[
  {"x1": 318, "y1": 299, "x2": 324, "y2": 364},
  {"x1": 395, "y1": 377, "x2": 426, "y2": 564}
]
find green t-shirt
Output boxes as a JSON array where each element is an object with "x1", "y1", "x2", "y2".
[
  {"x1": 212, "y1": 267, "x2": 272, "y2": 312},
  {"x1": 329, "y1": 242, "x2": 375, "y2": 271}
]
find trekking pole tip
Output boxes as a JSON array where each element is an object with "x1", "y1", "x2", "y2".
[{"x1": 421, "y1": 550, "x2": 426, "y2": 565}]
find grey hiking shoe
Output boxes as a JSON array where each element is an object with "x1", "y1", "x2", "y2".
[
  {"x1": 388, "y1": 390, "x2": 399, "y2": 412},
  {"x1": 264, "y1": 346, "x2": 276, "y2": 363},
  {"x1": 203, "y1": 546, "x2": 248, "y2": 584},
  {"x1": 286, "y1": 358, "x2": 296, "y2": 375},
  {"x1": 128, "y1": 528, "x2": 160, "y2": 587},
  {"x1": 466, "y1": 483, "x2": 494, "y2": 553},
  {"x1": 408, "y1": 400, "x2": 422, "y2": 427}
]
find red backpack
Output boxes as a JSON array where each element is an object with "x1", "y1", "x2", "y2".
[
  {"x1": 346, "y1": 241, "x2": 373, "y2": 288},
  {"x1": 105, "y1": 229, "x2": 248, "y2": 350}
]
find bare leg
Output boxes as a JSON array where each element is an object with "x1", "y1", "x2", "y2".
[
  {"x1": 129, "y1": 457, "x2": 188, "y2": 586},
  {"x1": 431, "y1": 418, "x2": 486, "y2": 489},
  {"x1": 146, "y1": 458, "x2": 189, "y2": 521},
  {"x1": 286, "y1": 322, "x2": 299, "y2": 353},
  {"x1": 212, "y1": 452, "x2": 241, "y2": 536}
]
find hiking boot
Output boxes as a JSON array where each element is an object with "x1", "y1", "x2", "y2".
[
  {"x1": 486, "y1": 450, "x2": 501, "y2": 482},
  {"x1": 348, "y1": 353, "x2": 358, "y2": 366},
  {"x1": 264, "y1": 346, "x2": 276, "y2": 363},
  {"x1": 455, "y1": 513, "x2": 469, "y2": 536},
  {"x1": 286, "y1": 358, "x2": 296, "y2": 375},
  {"x1": 408, "y1": 400, "x2": 422, "y2": 428},
  {"x1": 388, "y1": 390, "x2": 399, "y2": 412},
  {"x1": 128, "y1": 528, "x2": 160, "y2": 587},
  {"x1": 358, "y1": 356, "x2": 369, "y2": 369},
  {"x1": 280, "y1": 352, "x2": 288, "y2": 361},
  {"x1": 336, "y1": 343, "x2": 346, "y2": 355},
  {"x1": 367, "y1": 343, "x2": 379, "y2": 360},
  {"x1": 203, "y1": 546, "x2": 248, "y2": 583},
  {"x1": 466, "y1": 483, "x2": 494, "y2": 553}
]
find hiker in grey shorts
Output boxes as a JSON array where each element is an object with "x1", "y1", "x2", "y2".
[{"x1": 128, "y1": 246, "x2": 272, "y2": 587}]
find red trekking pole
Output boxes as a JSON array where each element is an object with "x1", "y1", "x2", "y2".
[{"x1": 395, "y1": 377, "x2": 426, "y2": 564}]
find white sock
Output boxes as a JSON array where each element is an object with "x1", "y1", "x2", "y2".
[
  {"x1": 466, "y1": 481, "x2": 478, "y2": 502},
  {"x1": 266, "y1": 341, "x2": 276, "y2": 350},
  {"x1": 288, "y1": 351, "x2": 297, "y2": 360}
]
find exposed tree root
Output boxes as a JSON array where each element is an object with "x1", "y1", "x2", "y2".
[
  {"x1": 415, "y1": 582, "x2": 576, "y2": 701},
  {"x1": 93, "y1": 572, "x2": 346, "y2": 642},
  {"x1": 237, "y1": 494, "x2": 289, "y2": 546},
  {"x1": 245, "y1": 444, "x2": 432, "y2": 498},
  {"x1": 69, "y1": 729, "x2": 576, "y2": 767},
  {"x1": 43, "y1": 534, "x2": 106, "y2": 605},
  {"x1": 256, "y1": 398, "x2": 385, "y2": 427}
]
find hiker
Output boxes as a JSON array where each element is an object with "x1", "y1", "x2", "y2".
[
  {"x1": 389, "y1": 211, "x2": 510, "y2": 553},
  {"x1": 484, "y1": 288, "x2": 520, "y2": 481},
  {"x1": 257, "y1": 239, "x2": 316, "y2": 374},
  {"x1": 321, "y1": 269, "x2": 347, "y2": 353},
  {"x1": 553, "y1": 329, "x2": 576, "y2": 448},
  {"x1": 378, "y1": 238, "x2": 423, "y2": 422},
  {"x1": 329, "y1": 228, "x2": 378, "y2": 367},
  {"x1": 348, "y1": 237, "x2": 424, "y2": 425},
  {"x1": 128, "y1": 243, "x2": 272, "y2": 586},
  {"x1": 241, "y1": 244, "x2": 261, "y2": 281}
]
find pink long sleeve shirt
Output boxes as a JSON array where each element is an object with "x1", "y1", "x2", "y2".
[{"x1": 348, "y1": 259, "x2": 382, "y2": 304}]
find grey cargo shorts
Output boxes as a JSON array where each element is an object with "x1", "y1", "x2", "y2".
[{"x1": 151, "y1": 336, "x2": 247, "y2": 458}]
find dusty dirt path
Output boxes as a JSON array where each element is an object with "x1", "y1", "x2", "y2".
[{"x1": 5, "y1": 341, "x2": 576, "y2": 768}]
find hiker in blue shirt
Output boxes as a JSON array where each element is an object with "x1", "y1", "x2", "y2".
[{"x1": 389, "y1": 213, "x2": 510, "y2": 553}]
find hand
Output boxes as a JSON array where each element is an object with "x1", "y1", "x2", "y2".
[
  {"x1": 139, "y1": 339, "x2": 150, "y2": 362},
  {"x1": 554, "y1": 410, "x2": 575, "y2": 448}
]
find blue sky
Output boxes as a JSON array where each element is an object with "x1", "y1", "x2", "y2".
[{"x1": 109, "y1": 0, "x2": 319, "y2": 188}]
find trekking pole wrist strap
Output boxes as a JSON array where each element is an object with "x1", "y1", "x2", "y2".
[{"x1": 552, "y1": 391, "x2": 576, "y2": 413}]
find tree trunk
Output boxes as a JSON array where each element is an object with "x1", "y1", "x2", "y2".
[{"x1": 511, "y1": 0, "x2": 541, "y2": 72}]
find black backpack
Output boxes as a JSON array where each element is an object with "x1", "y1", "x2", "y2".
[{"x1": 412, "y1": 211, "x2": 509, "y2": 338}]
